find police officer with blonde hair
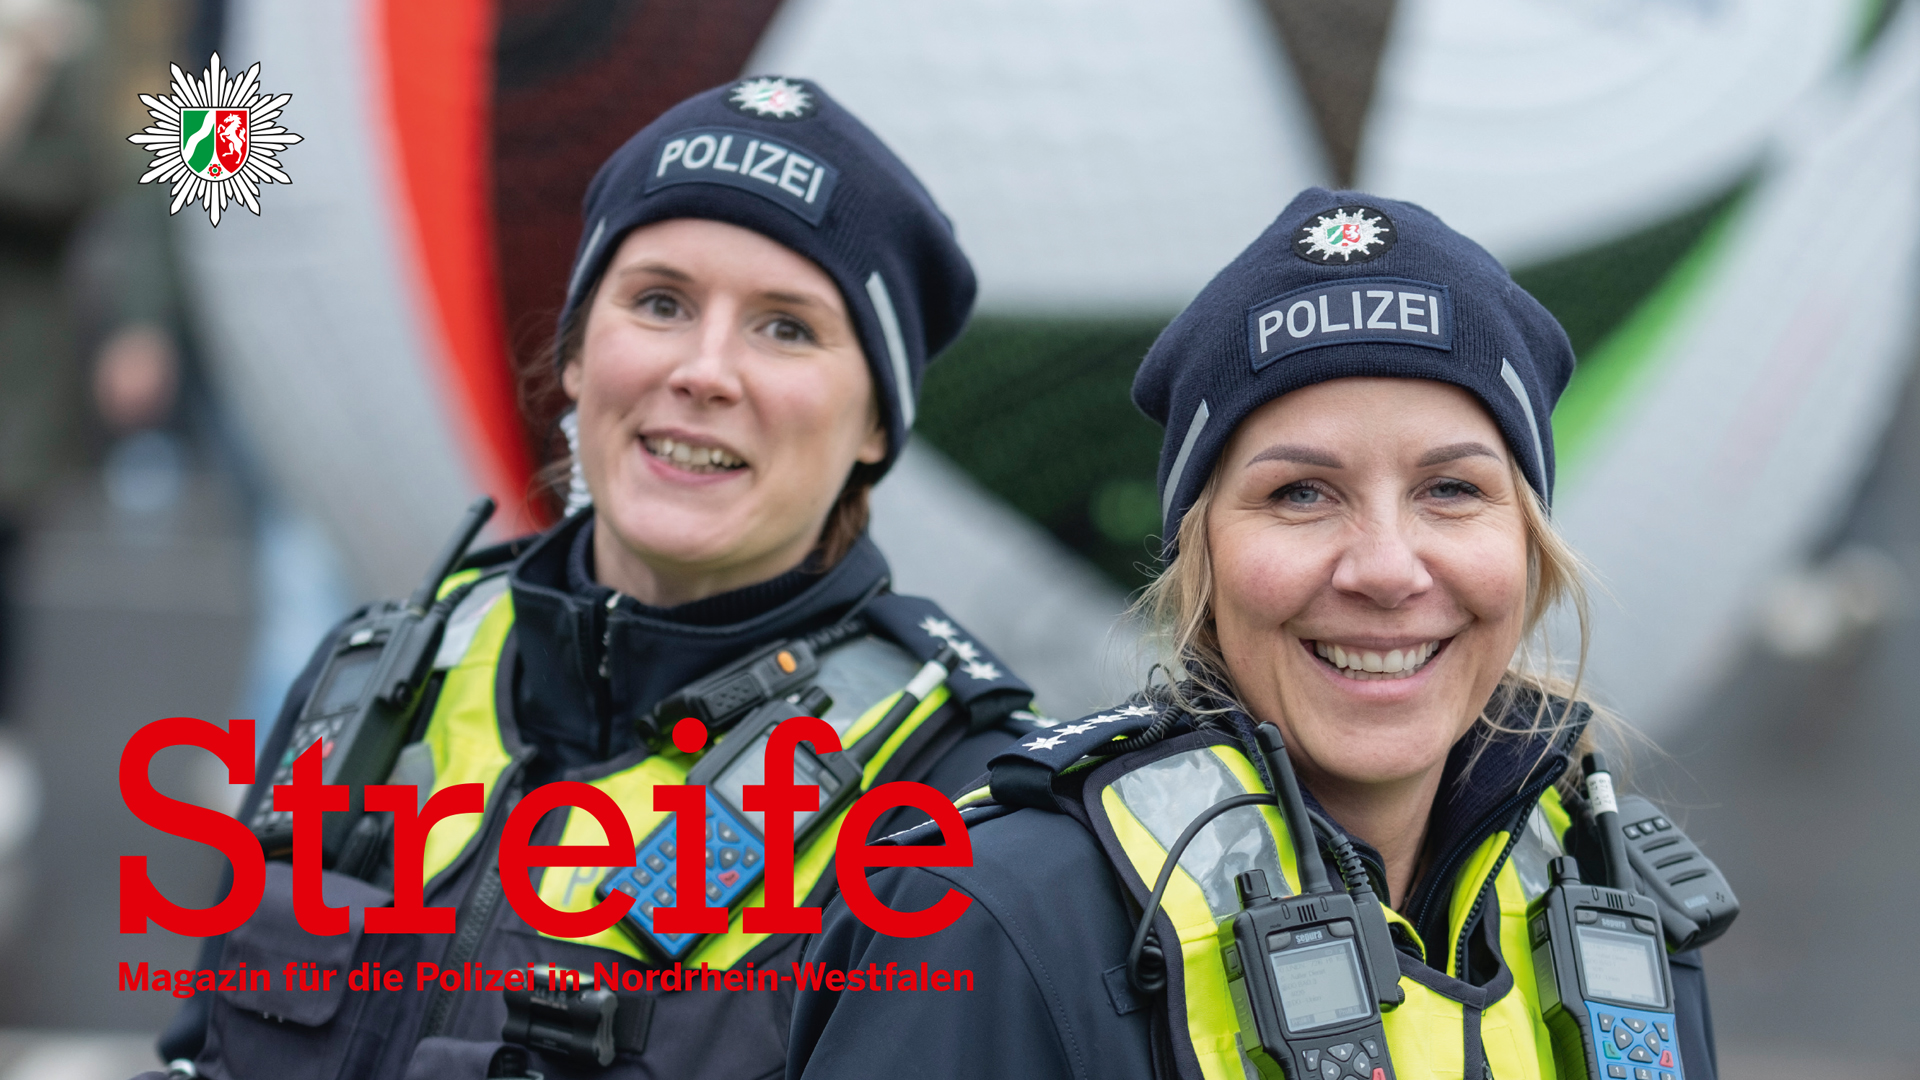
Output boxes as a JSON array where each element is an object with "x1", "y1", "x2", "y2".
[{"x1": 788, "y1": 189, "x2": 1726, "y2": 1080}]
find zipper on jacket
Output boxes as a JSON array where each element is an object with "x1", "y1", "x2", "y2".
[
  {"x1": 597, "y1": 593, "x2": 616, "y2": 681},
  {"x1": 1413, "y1": 754, "x2": 1569, "y2": 978},
  {"x1": 418, "y1": 751, "x2": 530, "y2": 1039}
]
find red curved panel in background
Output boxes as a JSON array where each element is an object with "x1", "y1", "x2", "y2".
[
  {"x1": 374, "y1": 0, "x2": 538, "y2": 528},
  {"x1": 368, "y1": 0, "x2": 788, "y2": 528}
]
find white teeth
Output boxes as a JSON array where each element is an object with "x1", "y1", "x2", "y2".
[
  {"x1": 646, "y1": 436, "x2": 744, "y2": 472},
  {"x1": 1313, "y1": 639, "x2": 1442, "y2": 680}
]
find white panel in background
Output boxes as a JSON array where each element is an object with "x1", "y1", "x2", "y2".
[
  {"x1": 870, "y1": 442, "x2": 1146, "y2": 720},
  {"x1": 748, "y1": 0, "x2": 1329, "y2": 313},
  {"x1": 1362, "y1": 0, "x2": 1859, "y2": 265},
  {"x1": 1549, "y1": 3, "x2": 1920, "y2": 731},
  {"x1": 178, "y1": 1, "x2": 484, "y2": 598}
]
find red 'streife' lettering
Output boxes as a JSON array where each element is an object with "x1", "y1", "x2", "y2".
[
  {"x1": 652, "y1": 781, "x2": 727, "y2": 934},
  {"x1": 118, "y1": 717, "x2": 263, "y2": 936},
  {"x1": 275, "y1": 742, "x2": 350, "y2": 934},
  {"x1": 743, "y1": 715, "x2": 840, "y2": 934},
  {"x1": 364, "y1": 781, "x2": 483, "y2": 933},
  {"x1": 835, "y1": 782, "x2": 973, "y2": 936},
  {"x1": 497, "y1": 782, "x2": 635, "y2": 937},
  {"x1": 120, "y1": 716, "x2": 988, "y2": 938}
]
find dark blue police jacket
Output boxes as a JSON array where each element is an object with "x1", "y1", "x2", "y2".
[{"x1": 788, "y1": 717, "x2": 1720, "y2": 1080}]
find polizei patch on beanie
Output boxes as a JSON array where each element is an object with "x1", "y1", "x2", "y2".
[
  {"x1": 1293, "y1": 206, "x2": 1396, "y2": 264},
  {"x1": 1247, "y1": 278, "x2": 1452, "y2": 371},
  {"x1": 644, "y1": 127, "x2": 839, "y2": 225}
]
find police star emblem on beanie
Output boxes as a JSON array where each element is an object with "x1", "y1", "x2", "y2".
[
  {"x1": 727, "y1": 76, "x2": 817, "y2": 120},
  {"x1": 1294, "y1": 205, "x2": 1395, "y2": 264},
  {"x1": 1132, "y1": 188, "x2": 1576, "y2": 551},
  {"x1": 559, "y1": 76, "x2": 977, "y2": 476}
]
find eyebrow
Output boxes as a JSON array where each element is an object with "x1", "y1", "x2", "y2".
[
  {"x1": 761, "y1": 290, "x2": 830, "y2": 310},
  {"x1": 1416, "y1": 442, "x2": 1502, "y2": 467},
  {"x1": 1246, "y1": 444, "x2": 1343, "y2": 468},
  {"x1": 612, "y1": 262, "x2": 693, "y2": 283},
  {"x1": 609, "y1": 265, "x2": 831, "y2": 311}
]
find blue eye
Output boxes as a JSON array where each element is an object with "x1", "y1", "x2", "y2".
[
  {"x1": 1275, "y1": 484, "x2": 1323, "y2": 506},
  {"x1": 1428, "y1": 479, "x2": 1482, "y2": 499}
]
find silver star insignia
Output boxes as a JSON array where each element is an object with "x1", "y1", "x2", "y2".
[
  {"x1": 1056, "y1": 722, "x2": 1099, "y2": 735},
  {"x1": 1023, "y1": 734, "x2": 1067, "y2": 751},
  {"x1": 1116, "y1": 704, "x2": 1157, "y2": 717},
  {"x1": 919, "y1": 616, "x2": 959, "y2": 642},
  {"x1": 962, "y1": 659, "x2": 1002, "y2": 681}
]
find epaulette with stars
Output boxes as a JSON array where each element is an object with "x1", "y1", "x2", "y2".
[{"x1": 983, "y1": 702, "x2": 1167, "y2": 810}]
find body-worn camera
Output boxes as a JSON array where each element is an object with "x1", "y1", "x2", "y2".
[{"x1": 249, "y1": 498, "x2": 494, "y2": 877}]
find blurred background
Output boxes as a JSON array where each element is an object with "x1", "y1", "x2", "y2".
[{"x1": 0, "y1": 0, "x2": 1914, "y2": 1076}]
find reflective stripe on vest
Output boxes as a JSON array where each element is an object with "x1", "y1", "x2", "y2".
[
  {"x1": 1085, "y1": 732, "x2": 1568, "y2": 1080},
  {"x1": 408, "y1": 580, "x2": 953, "y2": 966}
]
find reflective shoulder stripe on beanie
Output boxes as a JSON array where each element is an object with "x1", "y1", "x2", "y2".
[{"x1": 1080, "y1": 730, "x2": 1559, "y2": 1080}]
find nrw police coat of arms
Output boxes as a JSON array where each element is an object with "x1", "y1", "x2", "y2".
[{"x1": 129, "y1": 54, "x2": 302, "y2": 226}]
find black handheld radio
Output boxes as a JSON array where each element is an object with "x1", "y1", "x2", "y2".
[
  {"x1": 598, "y1": 645, "x2": 959, "y2": 960},
  {"x1": 249, "y1": 497, "x2": 495, "y2": 876},
  {"x1": 1125, "y1": 724, "x2": 1401, "y2": 1080},
  {"x1": 1531, "y1": 754, "x2": 1684, "y2": 1080},
  {"x1": 1218, "y1": 725, "x2": 1401, "y2": 1080}
]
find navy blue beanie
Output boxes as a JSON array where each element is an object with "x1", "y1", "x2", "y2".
[
  {"x1": 1133, "y1": 187, "x2": 1575, "y2": 551},
  {"x1": 559, "y1": 76, "x2": 976, "y2": 475}
]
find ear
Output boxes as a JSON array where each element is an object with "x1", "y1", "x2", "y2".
[
  {"x1": 561, "y1": 357, "x2": 583, "y2": 401},
  {"x1": 855, "y1": 398, "x2": 888, "y2": 465}
]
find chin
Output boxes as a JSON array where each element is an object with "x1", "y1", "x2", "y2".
[
  {"x1": 1290, "y1": 704, "x2": 1465, "y2": 787},
  {"x1": 601, "y1": 501, "x2": 746, "y2": 567}
]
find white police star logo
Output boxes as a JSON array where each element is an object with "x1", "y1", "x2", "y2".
[
  {"x1": 1294, "y1": 206, "x2": 1395, "y2": 264},
  {"x1": 729, "y1": 76, "x2": 816, "y2": 120},
  {"x1": 128, "y1": 54, "x2": 302, "y2": 226}
]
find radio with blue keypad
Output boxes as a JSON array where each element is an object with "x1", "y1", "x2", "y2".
[
  {"x1": 598, "y1": 686, "x2": 862, "y2": 960},
  {"x1": 1531, "y1": 754, "x2": 1684, "y2": 1080}
]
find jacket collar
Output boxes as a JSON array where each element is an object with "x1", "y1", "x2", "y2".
[
  {"x1": 507, "y1": 511, "x2": 891, "y2": 783},
  {"x1": 1254, "y1": 687, "x2": 1584, "y2": 958}
]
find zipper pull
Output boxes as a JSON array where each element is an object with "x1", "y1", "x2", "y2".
[{"x1": 598, "y1": 592, "x2": 617, "y2": 680}]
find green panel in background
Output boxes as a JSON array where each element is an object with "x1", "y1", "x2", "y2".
[
  {"x1": 915, "y1": 317, "x2": 1173, "y2": 591},
  {"x1": 916, "y1": 180, "x2": 1751, "y2": 591},
  {"x1": 1524, "y1": 178, "x2": 1752, "y2": 475}
]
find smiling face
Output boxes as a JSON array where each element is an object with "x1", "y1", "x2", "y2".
[
  {"x1": 563, "y1": 218, "x2": 886, "y2": 606},
  {"x1": 1206, "y1": 377, "x2": 1529, "y2": 798}
]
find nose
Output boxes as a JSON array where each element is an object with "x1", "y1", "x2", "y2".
[
  {"x1": 1329, "y1": 509, "x2": 1432, "y2": 609},
  {"x1": 664, "y1": 303, "x2": 745, "y2": 406}
]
